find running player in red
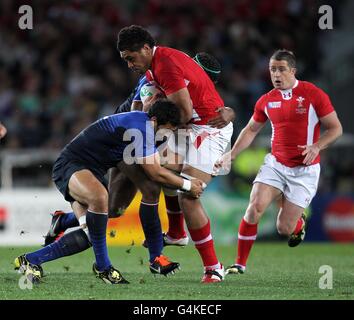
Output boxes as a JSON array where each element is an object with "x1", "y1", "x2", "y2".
[
  {"x1": 214, "y1": 49, "x2": 342, "y2": 275},
  {"x1": 118, "y1": 25, "x2": 234, "y2": 283}
]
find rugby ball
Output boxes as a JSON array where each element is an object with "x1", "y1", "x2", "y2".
[{"x1": 140, "y1": 83, "x2": 161, "y2": 104}]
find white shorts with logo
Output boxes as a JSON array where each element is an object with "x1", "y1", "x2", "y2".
[
  {"x1": 254, "y1": 153, "x2": 321, "y2": 208},
  {"x1": 167, "y1": 123, "x2": 233, "y2": 175}
]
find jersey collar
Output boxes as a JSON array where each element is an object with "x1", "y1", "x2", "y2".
[
  {"x1": 148, "y1": 47, "x2": 158, "y2": 79},
  {"x1": 152, "y1": 46, "x2": 158, "y2": 56},
  {"x1": 279, "y1": 79, "x2": 299, "y2": 100}
]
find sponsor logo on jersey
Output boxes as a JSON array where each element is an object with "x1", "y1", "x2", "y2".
[
  {"x1": 267, "y1": 101, "x2": 282, "y2": 109},
  {"x1": 295, "y1": 96, "x2": 307, "y2": 114},
  {"x1": 281, "y1": 91, "x2": 292, "y2": 100}
]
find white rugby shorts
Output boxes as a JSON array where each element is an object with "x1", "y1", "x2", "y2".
[
  {"x1": 254, "y1": 153, "x2": 321, "y2": 208},
  {"x1": 167, "y1": 123, "x2": 233, "y2": 175}
]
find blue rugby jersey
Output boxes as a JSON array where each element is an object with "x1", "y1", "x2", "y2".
[{"x1": 61, "y1": 111, "x2": 156, "y2": 174}]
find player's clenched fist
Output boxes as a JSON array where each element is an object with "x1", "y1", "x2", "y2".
[{"x1": 189, "y1": 179, "x2": 206, "y2": 198}]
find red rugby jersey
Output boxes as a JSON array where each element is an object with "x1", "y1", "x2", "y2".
[
  {"x1": 145, "y1": 46, "x2": 224, "y2": 124},
  {"x1": 253, "y1": 80, "x2": 335, "y2": 167}
]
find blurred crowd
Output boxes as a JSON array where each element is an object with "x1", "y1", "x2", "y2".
[
  {"x1": 0, "y1": 0, "x2": 333, "y2": 148},
  {"x1": 0, "y1": 0, "x2": 351, "y2": 192}
]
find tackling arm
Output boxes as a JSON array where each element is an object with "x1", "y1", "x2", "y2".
[{"x1": 140, "y1": 153, "x2": 204, "y2": 197}]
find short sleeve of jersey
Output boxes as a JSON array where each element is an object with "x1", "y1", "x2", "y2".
[
  {"x1": 155, "y1": 57, "x2": 186, "y2": 95},
  {"x1": 115, "y1": 78, "x2": 147, "y2": 113},
  {"x1": 252, "y1": 95, "x2": 268, "y2": 123},
  {"x1": 129, "y1": 116, "x2": 157, "y2": 159},
  {"x1": 115, "y1": 93, "x2": 133, "y2": 114},
  {"x1": 312, "y1": 86, "x2": 335, "y2": 118},
  {"x1": 133, "y1": 76, "x2": 148, "y2": 102}
]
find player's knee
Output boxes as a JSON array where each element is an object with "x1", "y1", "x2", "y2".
[
  {"x1": 89, "y1": 192, "x2": 109, "y2": 212},
  {"x1": 276, "y1": 222, "x2": 292, "y2": 236},
  {"x1": 246, "y1": 201, "x2": 265, "y2": 222},
  {"x1": 179, "y1": 193, "x2": 195, "y2": 212},
  {"x1": 140, "y1": 181, "x2": 161, "y2": 202}
]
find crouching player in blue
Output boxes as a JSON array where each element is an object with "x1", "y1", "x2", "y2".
[{"x1": 14, "y1": 100, "x2": 205, "y2": 284}]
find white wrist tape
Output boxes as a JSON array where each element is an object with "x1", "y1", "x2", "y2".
[
  {"x1": 181, "y1": 179, "x2": 191, "y2": 192},
  {"x1": 79, "y1": 215, "x2": 86, "y2": 226}
]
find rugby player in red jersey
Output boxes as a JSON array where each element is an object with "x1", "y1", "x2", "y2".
[
  {"x1": 118, "y1": 25, "x2": 235, "y2": 283},
  {"x1": 214, "y1": 49, "x2": 342, "y2": 275}
]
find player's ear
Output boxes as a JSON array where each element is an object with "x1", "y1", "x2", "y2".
[
  {"x1": 291, "y1": 67, "x2": 297, "y2": 76},
  {"x1": 142, "y1": 44, "x2": 152, "y2": 55}
]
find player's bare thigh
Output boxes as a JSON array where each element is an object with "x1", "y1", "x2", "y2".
[
  {"x1": 182, "y1": 164, "x2": 212, "y2": 184},
  {"x1": 178, "y1": 164, "x2": 211, "y2": 228},
  {"x1": 244, "y1": 182, "x2": 282, "y2": 224},
  {"x1": 68, "y1": 169, "x2": 108, "y2": 213},
  {"x1": 276, "y1": 199, "x2": 304, "y2": 236}
]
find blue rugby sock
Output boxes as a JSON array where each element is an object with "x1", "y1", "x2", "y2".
[
  {"x1": 86, "y1": 211, "x2": 111, "y2": 271},
  {"x1": 139, "y1": 201, "x2": 163, "y2": 263},
  {"x1": 59, "y1": 212, "x2": 79, "y2": 231},
  {"x1": 26, "y1": 229, "x2": 91, "y2": 265}
]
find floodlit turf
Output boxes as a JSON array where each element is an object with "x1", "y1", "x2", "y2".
[{"x1": 0, "y1": 243, "x2": 353, "y2": 300}]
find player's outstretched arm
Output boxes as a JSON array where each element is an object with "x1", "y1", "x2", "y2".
[
  {"x1": 213, "y1": 118, "x2": 265, "y2": 174},
  {"x1": 139, "y1": 153, "x2": 204, "y2": 198},
  {"x1": 230, "y1": 118, "x2": 265, "y2": 160}
]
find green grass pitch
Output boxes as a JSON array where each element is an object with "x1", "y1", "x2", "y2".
[{"x1": 0, "y1": 243, "x2": 353, "y2": 300}]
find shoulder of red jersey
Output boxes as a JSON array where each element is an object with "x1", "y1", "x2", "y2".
[
  {"x1": 151, "y1": 46, "x2": 185, "y2": 75},
  {"x1": 298, "y1": 80, "x2": 335, "y2": 116},
  {"x1": 298, "y1": 80, "x2": 326, "y2": 95},
  {"x1": 154, "y1": 46, "x2": 184, "y2": 63},
  {"x1": 257, "y1": 88, "x2": 278, "y2": 102}
]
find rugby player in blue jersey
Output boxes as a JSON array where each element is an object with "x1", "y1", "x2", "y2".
[{"x1": 14, "y1": 100, "x2": 205, "y2": 284}]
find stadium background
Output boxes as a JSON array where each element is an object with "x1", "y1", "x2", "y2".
[{"x1": 0, "y1": 0, "x2": 353, "y2": 247}]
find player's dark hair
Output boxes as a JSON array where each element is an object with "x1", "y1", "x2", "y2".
[
  {"x1": 193, "y1": 52, "x2": 222, "y2": 83},
  {"x1": 270, "y1": 49, "x2": 296, "y2": 68},
  {"x1": 148, "y1": 99, "x2": 181, "y2": 127},
  {"x1": 117, "y1": 25, "x2": 156, "y2": 52}
]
